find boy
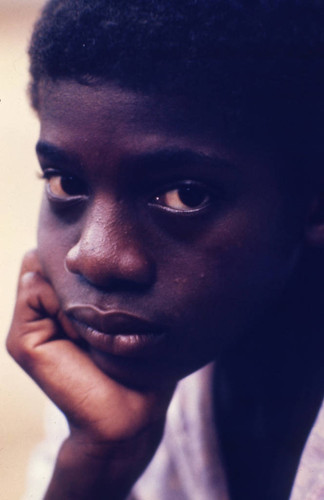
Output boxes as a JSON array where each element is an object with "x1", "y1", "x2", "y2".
[{"x1": 7, "y1": 1, "x2": 324, "y2": 499}]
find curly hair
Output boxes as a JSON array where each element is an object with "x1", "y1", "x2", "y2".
[
  {"x1": 29, "y1": 1, "x2": 323, "y2": 99},
  {"x1": 28, "y1": 0, "x2": 324, "y2": 182}
]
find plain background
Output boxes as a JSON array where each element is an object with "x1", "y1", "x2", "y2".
[{"x1": 0, "y1": 1, "x2": 47, "y2": 498}]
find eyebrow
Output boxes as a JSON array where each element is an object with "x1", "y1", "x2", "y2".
[
  {"x1": 36, "y1": 141, "x2": 81, "y2": 169},
  {"x1": 36, "y1": 141, "x2": 235, "y2": 173},
  {"x1": 128, "y1": 149, "x2": 235, "y2": 172}
]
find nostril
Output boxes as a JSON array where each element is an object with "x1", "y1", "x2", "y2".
[
  {"x1": 64, "y1": 240, "x2": 156, "y2": 290},
  {"x1": 65, "y1": 245, "x2": 80, "y2": 275}
]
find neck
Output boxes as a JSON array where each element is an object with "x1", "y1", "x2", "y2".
[{"x1": 215, "y1": 249, "x2": 324, "y2": 500}]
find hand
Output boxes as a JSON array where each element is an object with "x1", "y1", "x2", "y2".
[{"x1": 7, "y1": 250, "x2": 175, "y2": 499}]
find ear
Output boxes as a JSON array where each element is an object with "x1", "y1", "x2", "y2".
[{"x1": 305, "y1": 189, "x2": 324, "y2": 247}]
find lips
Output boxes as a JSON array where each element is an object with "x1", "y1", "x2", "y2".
[{"x1": 65, "y1": 304, "x2": 166, "y2": 358}]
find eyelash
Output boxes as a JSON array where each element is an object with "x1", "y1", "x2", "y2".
[
  {"x1": 39, "y1": 169, "x2": 215, "y2": 214},
  {"x1": 40, "y1": 168, "x2": 88, "y2": 201},
  {"x1": 150, "y1": 180, "x2": 213, "y2": 214}
]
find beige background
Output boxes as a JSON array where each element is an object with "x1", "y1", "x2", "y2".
[{"x1": 0, "y1": 1, "x2": 48, "y2": 498}]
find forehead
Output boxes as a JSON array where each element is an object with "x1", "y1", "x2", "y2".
[
  {"x1": 38, "y1": 80, "x2": 239, "y2": 159},
  {"x1": 37, "y1": 79, "x2": 287, "y2": 191}
]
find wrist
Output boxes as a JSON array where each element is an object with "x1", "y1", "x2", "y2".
[
  {"x1": 45, "y1": 436, "x2": 129, "y2": 500},
  {"x1": 45, "y1": 421, "x2": 165, "y2": 500}
]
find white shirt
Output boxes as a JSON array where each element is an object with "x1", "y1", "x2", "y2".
[{"x1": 23, "y1": 364, "x2": 324, "y2": 500}]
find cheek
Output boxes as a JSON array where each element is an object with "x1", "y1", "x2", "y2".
[
  {"x1": 37, "y1": 200, "x2": 78, "y2": 286},
  {"x1": 159, "y1": 213, "x2": 301, "y2": 350}
]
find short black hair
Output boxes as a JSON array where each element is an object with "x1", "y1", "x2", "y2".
[{"x1": 29, "y1": 0, "x2": 324, "y2": 182}]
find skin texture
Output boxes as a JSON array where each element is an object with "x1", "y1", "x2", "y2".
[
  {"x1": 8, "y1": 250, "x2": 174, "y2": 499},
  {"x1": 7, "y1": 80, "x2": 323, "y2": 499},
  {"x1": 35, "y1": 81, "x2": 306, "y2": 386}
]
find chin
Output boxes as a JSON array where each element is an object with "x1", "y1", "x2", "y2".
[{"x1": 88, "y1": 347, "x2": 178, "y2": 390}]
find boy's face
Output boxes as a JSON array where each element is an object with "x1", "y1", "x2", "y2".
[{"x1": 36, "y1": 80, "x2": 305, "y2": 388}]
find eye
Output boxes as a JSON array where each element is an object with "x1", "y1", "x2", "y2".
[
  {"x1": 152, "y1": 182, "x2": 211, "y2": 212},
  {"x1": 42, "y1": 170, "x2": 88, "y2": 201}
]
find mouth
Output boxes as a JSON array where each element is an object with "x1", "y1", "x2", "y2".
[{"x1": 65, "y1": 304, "x2": 166, "y2": 358}]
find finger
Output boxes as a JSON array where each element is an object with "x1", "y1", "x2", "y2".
[
  {"x1": 20, "y1": 336, "x2": 173, "y2": 442},
  {"x1": 57, "y1": 311, "x2": 81, "y2": 341},
  {"x1": 18, "y1": 271, "x2": 60, "y2": 323},
  {"x1": 9, "y1": 269, "x2": 81, "y2": 349},
  {"x1": 7, "y1": 271, "x2": 62, "y2": 358},
  {"x1": 8, "y1": 261, "x2": 175, "y2": 442},
  {"x1": 19, "y1": 249, "x2": 43, "y2": 278},
  {"x1": 8, "y1": 270, "x2": 173, "y2": 440}
]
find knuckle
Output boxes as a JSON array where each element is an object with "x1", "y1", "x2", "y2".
[
  {"x1": 20, "y1": 249, "x2": 43, "y2": 277},
  {"x1": 20, "y1": 271, "x2": 38, "y2": 287},
  {"x1": 22, "y1": 248, "x2": 38, "y2": 267},
  {"x1": 16, "y1": 347, "x2": 36, "y2": 372},
  {"x1": 6, "y1": 334, "x2": 15, "y2": 357},
  {"x1": 24, "y1": 248, "x2": 38, "y2": 259},
  {"x1": 18, "y1": 270, "x2": 43, "y2": 298},
  {"x1": 6, "y1": 333, "x2": 24, "y2": 362},
  {"x1": 6, "y1": 329, "x2": 35, "y2": 370}
]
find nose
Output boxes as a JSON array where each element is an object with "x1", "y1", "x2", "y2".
[{"x1": 65, "y1": 201, "x2": 156, "y2": 290}]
